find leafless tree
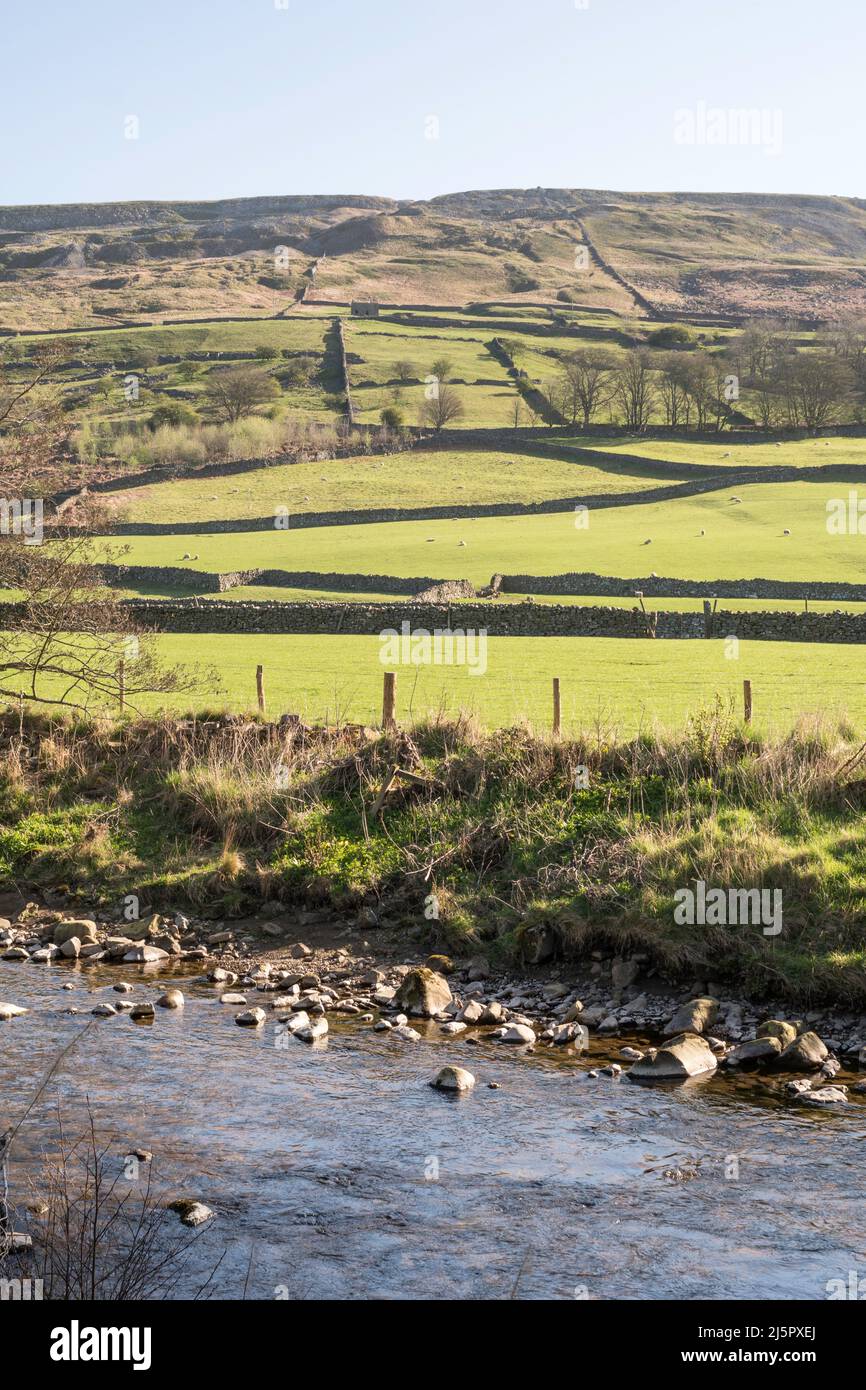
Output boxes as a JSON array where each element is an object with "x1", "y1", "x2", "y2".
[
  {"x1": 421, "y1": 383, "x2": 465, "y2": 431},
  {"x1": 559, "y1": 350, "x2": 614, "y2": 429},
  {"x1": 611, "y1": 349, "x2": 656, "y2": 431},
  {"x1": 206, "y1": 365, "x2": 279, "y2": 423}
]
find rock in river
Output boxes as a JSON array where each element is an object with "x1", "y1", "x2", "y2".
[
  {"x1": 168, "y1": 1199, "x2": 214, "y2": 1228},
  {"x1": 776, "y1": 1031, "x2": 829, "y2": 1071},
  {"x1": 394, "y1": 967, "x2": 453, "y2": 1018},
  {"x1": 0, "y1": 1003, "x2": 27, "y2": 1021},
  {"x1": 663, "y1": 997, "x2": 718, "y2": 1036},
  {"x1": 499, "y1": 1023, "x2": 537, "y2": 1045},
  {"x1": 157, "y1": 989, "x2": 184, "y2": 1010},
  {"x1": 54, "y1": 918, "x2": 98, "y2": 947},
  {"x1": 432, "y1": 1066, "x2": 476, "y2": 1093},
  {"x1": 726, "y1": 1036, "x2": 783, "y2": 1066},
  {"x1": 236, "y1": 1008, "x2": 266, "y2": 1027},
  {"x1": 629, "y1": 1033, "x2": 718, "y2": 1081},
  {"x1": 123, "y1": 945, "x2": 169, "y2": 964}
]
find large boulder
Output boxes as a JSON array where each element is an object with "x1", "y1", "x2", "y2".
[
  {"x1": 776, "y1": 1031, "x2": 828, "y2": 1071},
  {"x1": 629, "y1": 1034, "x2": 718, "y2": 1081},
  {"x1": 394, "y1": 968, "x2": 452, "y2": 1018},
  {"x1": 727, "y1": 1036, "x2": 783, "y2": 1066},
  {"x1": 757, "y1": 1019, "x2": 797, "y2": 1048},
  {"x1": 54, "y1": 918, "x2": 98, "y2": 947},
  {"x1": 663, "y1": 997, "x2": 718, "y2": 1036}
]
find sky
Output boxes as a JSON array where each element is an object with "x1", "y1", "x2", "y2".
[{"x1": 2, "y1": 0, "x2": 864, "y2": 206}]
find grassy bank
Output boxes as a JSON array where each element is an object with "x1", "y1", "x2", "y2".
[{"x1": 2, "y1": 707, "x2": 866, "y2": 1005}]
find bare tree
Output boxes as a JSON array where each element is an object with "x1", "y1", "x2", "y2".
[
  {"x1": 421, "y1": 383, "x2": 465, "y2": 431},
  {"x1": 559, "y1": 350, "x2": 614, "y2": 429},
  {"x1": 0, "y1": 352, "x2": 197, "y2": 713},
  {"x1": 611, "y1": 349, "x2": 656, "y2": 431},
  {"x1": 206, "y1": 366, "x2": 279, "y2": 423}
]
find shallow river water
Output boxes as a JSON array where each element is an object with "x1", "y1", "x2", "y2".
[{"x1": 3, "y1": 959, "x2": 866, "y2": 1301}]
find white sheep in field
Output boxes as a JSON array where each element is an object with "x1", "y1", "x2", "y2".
[
  {"x1": 730, "y1": 496, "x2": 742, "y2": 504},
  {"x1": 699, "y1": 529, "x2": 705, "y2": 536},
  {"x1": 783, "y1": 529, "x2": 791, "y2": 536},
  {"x1": 458, "y1": 540, "x2": 467, "y2": 547},
  {"x1": 643, "y1": 538, "x2": 652, "y2": 545}
]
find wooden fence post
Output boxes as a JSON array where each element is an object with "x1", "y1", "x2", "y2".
[
  {"x1": 552, "y1": 677, "x2": 561, "y2": 737},
  {"x1": 382, "y1": 671, "x2": 396, "y2": 729},
  {"x1": 743, "y1": 679, "x2": 752, "y2": 724},
  {"x1": 256, "y1": 664, "x2": 265, "y2": 715}
]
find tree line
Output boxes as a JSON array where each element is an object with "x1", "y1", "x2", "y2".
[{"x1": 539, "y1": 311, "x2": 866, "y2": 432}]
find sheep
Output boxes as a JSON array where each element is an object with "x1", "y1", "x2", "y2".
[
  {"x1": 699, "y1": 529, "x2": 705, "y2": 536},
  {"x1": 783, "y1": 529, "x2": 791, "y2": 536},
  {"x1": 458, "y1": 540, "x2": 467, "y2": 547},
  {"x1": 643, "y1": 539, "x2": 652, "y2": 545},
  {"x1": 730, "y1": 496, "x2": 742, "y2": 504},
  {"x1": 181, "y1": 553, "x2": 191, "y2": 561}
]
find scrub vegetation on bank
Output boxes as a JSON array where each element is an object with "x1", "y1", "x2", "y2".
[{"x1": 3, "y1": 705, "x2": 866, "y2": 1005}]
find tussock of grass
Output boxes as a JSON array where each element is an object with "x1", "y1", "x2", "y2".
[{"x1": 2, "y1": 705, "x2": 866, "y2": 1002}]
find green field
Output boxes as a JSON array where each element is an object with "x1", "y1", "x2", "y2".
[
  {"x1": 119, "y1": 634, "x2": 866, "y2": 734},
  {"x1": 580, "y1": 436, "x2": 866, "y2": 470},
  {"x1": 113, "y1": 448, "x2": 662, "y2": 523},
  {"x1": 96, "y1": 480, "x2": 866, "y2": 587}
]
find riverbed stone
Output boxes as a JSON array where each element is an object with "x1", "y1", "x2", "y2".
[
  {"x1": 394, "y1": 967, "x2": 453, "y2": 1018},
  {"x1": 777, "y1": 1031, "x2": 829, "y2": 1071},
  {"x1": 54, "y1": 919, "x2": 98, "y2": 946},
  {"x1": 296, "y1": 1017, "x2": 328, "y2": 1042},
  {"x1": 479, "y1": 1001, "x2": 506, "y2": 1025},
  {"x1": 727, "y1": 1036, "x2": 783, "y2": 1066},
  {"x1": 236, "y1": 1007, "x2": 266, "y2": 1027},
  {"x1": 802, "y1": 1086, "x2": 848, "y2": 1106},
  {"x1": 92, "y1": 1003, "x2": 117, "y2": 1017},
  {"x1": 629, "y1": 1033, "x2": 718, "y2": 1081},
  {"x1": 59, "y1": 937, "x2": 81, "y2": 959},
  {"x1": 457, "y1": 999, "x2": 484, "y2": 1024},
  {"x1": 130, "y1": 1002, "x2": 155, "y2": 1020},
  {"x1": 168, "y1": 1199, "x2": 213, "y2": 1228},
  {"x1": 157, "y1": 989, "x2": 184, "y2": 1009},
  {"x1": 3, "y1": 947, "x2": 30, "y2": 961},
  {"x1": 500, "y1": 1023, "x2": 537, "y2": 1045},
  {"x1": 757, "y1": 1019, "x2": 798, "y2": 1048},
  {"x1": 123, "y1": 945, "x2": 169, "y2": 964},
  {"x1": 30, "y1": 946, "x2": 59, "y2": 963},
  {"x1": 552, "y1": 1022, "x2": 588, "y2": 1048},
  {"x1": 432, "y1": 1065, "x2": 476, "y2": 1093},
  {"x1": 0, "y1": 1003, "x2": 27, "y2": 1020},
  {"x1": 440, "y1": 1021, "x2": 467, "y2": 1036},
  {"x1": 663, "y1": 997, "x2": 719, "y2": 1036},
  {"x1": 391, "y1": 1024, "x2": 421, "y2": 1041}
]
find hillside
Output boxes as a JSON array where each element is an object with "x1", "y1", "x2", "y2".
[{"x1": 3, "y1": 187, "x2": 866, "y2": 331}]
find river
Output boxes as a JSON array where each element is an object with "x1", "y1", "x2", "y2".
[{"x1": 2, "y1": 958, "x2": 864, "y2": 1301}]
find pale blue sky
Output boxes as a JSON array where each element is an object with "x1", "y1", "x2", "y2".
[{"x1": 3, "y1": 0, "x2": 863, "y2": 205}]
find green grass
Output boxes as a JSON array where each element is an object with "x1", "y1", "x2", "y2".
[
  {"x1": 95, "y1": 480, "x2": 866, "y2": 587},
  {"x1": 97, "y1": 634, "x2": 866, "y2": 733},
  {"x1": 112, "y1": 448, "x2": 664, "y2": 523},
  {"x1": 5, "y1": 708, "x2": 866, "y2": 1002},
  {"x1": 580, "y1": 435, "x2": 866, "y2": 470}
]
